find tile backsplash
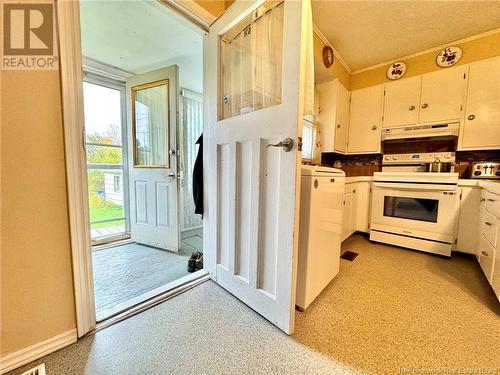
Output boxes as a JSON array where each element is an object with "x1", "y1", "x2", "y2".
[
  {"x1": 321, "y1": 152, "x2": 382, "y2": 177},
  {"x1": 321, "y1": 149, "x2": 500, "y2": 178}
]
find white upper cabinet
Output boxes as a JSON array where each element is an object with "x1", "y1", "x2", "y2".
[
  {"x1": 317, "y1": 79, "x2": 350, "y2": 153},
  {"x1": 461, "y1": 57, "x2": 500, "y2": 150},
  {"x1": 382, "y1": 76, "x2": 421, "y2": 128},
  {"x1": 419, "y1": 66, "x2": 467, "y2": 124},
  {"x1": 335, "y1": 82, "x2": 350, "y2": 153},
  {"x1": 348, "y1": 85, "x2": 384, "y2": 154}
]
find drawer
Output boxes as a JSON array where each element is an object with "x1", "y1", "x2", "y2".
[
  {"x1": 481, "y1": 209, "x2": 498, "y2": 248},
  {"x1": 479, "y1": 234, "x2": 496, "y2": 283},
  {"x1": 484, "y1": 191, "x2": 500, "y2": 218}
]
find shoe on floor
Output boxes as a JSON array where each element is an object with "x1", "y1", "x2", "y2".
[
  {"x1": 187, "y1": 252, "x2": 197, "y2": 273},
  {"x1": 195, "y1": 253, "x2": 203, "y2": 271}
]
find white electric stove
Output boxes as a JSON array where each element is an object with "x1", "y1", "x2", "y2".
[{"x1": 369, "y1": 152, "x2": 459, "y2": 256}]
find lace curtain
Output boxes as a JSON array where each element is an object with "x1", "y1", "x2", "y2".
[
  {"x1": 220, "y1": 2, "x2": 284, "y2": 120},
  {"x1": 179, "y1": 89, "x2": 203, "y2": 230}
]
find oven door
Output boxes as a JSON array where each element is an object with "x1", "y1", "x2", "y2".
[{"x1": 370, "y1": 186, "x2": 459, "y2": 242}]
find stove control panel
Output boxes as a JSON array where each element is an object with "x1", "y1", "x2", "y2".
[
  {"x1": 471, "y1": 162, "x2": 500, "y2": 179},
  {"x1": 383, "y1": 152, "x2": 455, "y2": 164}
]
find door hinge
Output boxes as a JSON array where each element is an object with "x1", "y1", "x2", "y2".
[
  {"x1": 463, "y1": 73, "x2": 466, "y2": 79},
  {"x1": 298, "y1": 136, "x2": 303, "y2": 151}
]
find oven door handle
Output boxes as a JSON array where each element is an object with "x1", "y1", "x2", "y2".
[{"x1": 373, "y1": 182, "x2": 458, "y2": 192}]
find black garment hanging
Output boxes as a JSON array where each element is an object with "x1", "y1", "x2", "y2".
[{"x1": 192, "y1": 134, "x2": 203, "y2": 215}]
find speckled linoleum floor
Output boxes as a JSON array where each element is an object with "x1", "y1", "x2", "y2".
[{"x1": 9, "y1": 235, "x2": 500, "y2": 375}]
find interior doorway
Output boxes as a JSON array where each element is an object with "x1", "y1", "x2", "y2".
[{"x1": 79, "y1": 0, "x2": 205, "y2": 321}]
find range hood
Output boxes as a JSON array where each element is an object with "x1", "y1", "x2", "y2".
[{"x1": 381, "y1": 122, "x2": 460, "y2": 141}]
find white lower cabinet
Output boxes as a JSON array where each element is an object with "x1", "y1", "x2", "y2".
[
  {"x1": 479, "y1": 234, "x2": 495, "y2": 283},
  {"x1": 455, "y1": 186, "x2": 482, "y2": 255},
  {"x1": 478, "y1": 188, "x2": 500, "y2": 300},
  {"x1": 341, "y1": 190, "x2": 354, "y2": 242},
  {"x1": 342, "y1": 181, "x2": 372, "y2": 241}
]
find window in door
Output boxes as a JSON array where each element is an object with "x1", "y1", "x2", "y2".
[
  {"x1": 132, "y1": 80, "x2": 170, "y2": 167},
  {"x1": 83, "y1": 80, "x2": 129, "y2": 243},
  {"x1": 219, "y1": 1, "x2": 284, "y2": 120}
]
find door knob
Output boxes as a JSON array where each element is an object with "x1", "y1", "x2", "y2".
[
  {"x1": 467, "y1": 114, "x2": 475, "y2": 121},
  {"x1": 421, "y1": 103, "x2": 429, "y2": 109},
  {"x1": 409, "y1": 105, "x2": 415, "y2": 111},
  {"x1": 266, "y1": 138, "x2": 294, "y2": 152}
]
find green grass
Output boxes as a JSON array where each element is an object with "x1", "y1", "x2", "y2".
[{"x1": 89, "y1": 204, "x2": 125, "y2": 229}]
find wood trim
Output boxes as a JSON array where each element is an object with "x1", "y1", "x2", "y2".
[
  {"x1": 158, "y1": 0, "x2": 216, "y2": 31},
  {"x1": 95, "y1": 272, "x2": 209, "y2": 327},
  {"x1": 131, "y1": 79, "x2": 171, "y2": 168},
  {"x1": 0, "y1": 329, "x2": 77, "y2": 374},
  {"x1": 56, "y1": 0, "x2": 96, "y2": 337}
]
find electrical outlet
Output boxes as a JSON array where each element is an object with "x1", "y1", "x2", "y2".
[{"x1": 20, "y1": 363, "x2": 46, "y2": 375}]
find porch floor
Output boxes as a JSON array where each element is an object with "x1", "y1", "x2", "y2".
[{"x1": 93, "y1": 232, "x2": 203, "y2": 321}]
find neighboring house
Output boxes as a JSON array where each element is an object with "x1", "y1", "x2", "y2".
[{"x1": 104, "y1": 172, "x2": 123, "y2": 205}]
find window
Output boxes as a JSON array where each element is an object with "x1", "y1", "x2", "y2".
[
  {"x1": 113, "y1": 175, "x2": 121, "y2": 192},
  {"x1": 132, "y1": 80, "x2": 169, "y2": 167},
  {"x1": 302, "y1": 119, "x2": 315, "y2": 161},
  {"x1": 219, "y1": 1, "x2": 284, "y2": 120},
  {"x1": 83, "y1": 80, "x2": 128, "y2": 242}
]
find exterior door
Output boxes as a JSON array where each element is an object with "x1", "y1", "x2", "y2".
[
  {"x1": 383, "y1": 76, "x2": 421, "y2": 127},
  {"x1": 205, "y1": 0, "x2": 311, "y2": 334},
  {"x1": 126, "y1": 66, "x2": 179, "y2": 251}
]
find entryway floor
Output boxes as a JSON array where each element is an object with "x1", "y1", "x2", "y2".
[{"x1": 93, "y1": 233, "x2": 203, "y2": 321}]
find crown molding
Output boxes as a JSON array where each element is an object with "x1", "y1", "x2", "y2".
[
  {"x1": 352, "y1": 27, "x2": 500, "y2": 75},
  {"x1": 313, "y1": 24, "x2": 352, "y2": 74}
]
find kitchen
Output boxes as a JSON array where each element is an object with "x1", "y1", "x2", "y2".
[{"x1": 297, "y1": 2, "x2": 500, "y2": 314}]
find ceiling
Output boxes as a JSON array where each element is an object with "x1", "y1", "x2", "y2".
[
  {"x1": 312, "y1": 1, "x2": 500, "y2": 72},
  {"x1": 80, "y1": 0, "x2": 203, "y2": 92}
]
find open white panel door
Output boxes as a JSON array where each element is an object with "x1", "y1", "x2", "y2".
[
  {"x1": 204, "y1": 0, "x2": 311, "y2": 334},
  {"x1": 126, "y1": 66, "x2": 179, "y2": 251}
]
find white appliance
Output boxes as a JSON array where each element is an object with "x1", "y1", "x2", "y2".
[
  {"x1": 296, "y1": 165, "x2": 345, "y2": 310},
  {"x1": 370, "y1": 153, "x2": 459, "y2": 257},
  {"x1": 381, "y1": 121, "x2": 459, "y2": 141}
]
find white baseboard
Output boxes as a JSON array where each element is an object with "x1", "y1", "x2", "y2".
[
  {"x1": 0, "y1": 329, "x2": 77, "y2": 374},
  {"x1": 181, "y1": 226, "x2": 203, "y2": 240}
]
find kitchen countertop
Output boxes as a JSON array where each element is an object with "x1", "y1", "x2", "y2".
[{"x1": 343, "y1": 175, "x2": 500, "y2": 194}]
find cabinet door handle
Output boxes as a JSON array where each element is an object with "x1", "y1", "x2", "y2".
[
  {"x1": 487, "y1": 198, "x2": 496, "y2": 202},
  {"x1": 481, "y1": 251, "x2": 488, "y2": 256},
  {"x1": 371, "y1": 125, "x2": 377, "y2": 130},
  {"x1": 337, "y1": 124, "x2": 341, "y2": 128},
  {"x1": 467, "y1": 114, "x2": 475, "y2": 121},
  {"x1": 484, "y1": 222, "x2": 493, "y2": 226},
  {"x1": 409, "y1": 105, "x2": 415, "y2": 111},
  {"x1": 421, "y1": 103, "x2": 429, "y2": 109}
]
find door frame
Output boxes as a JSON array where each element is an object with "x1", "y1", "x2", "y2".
[{"x1": 57, "y1": 0, "x2": 214, "y2": 337}]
